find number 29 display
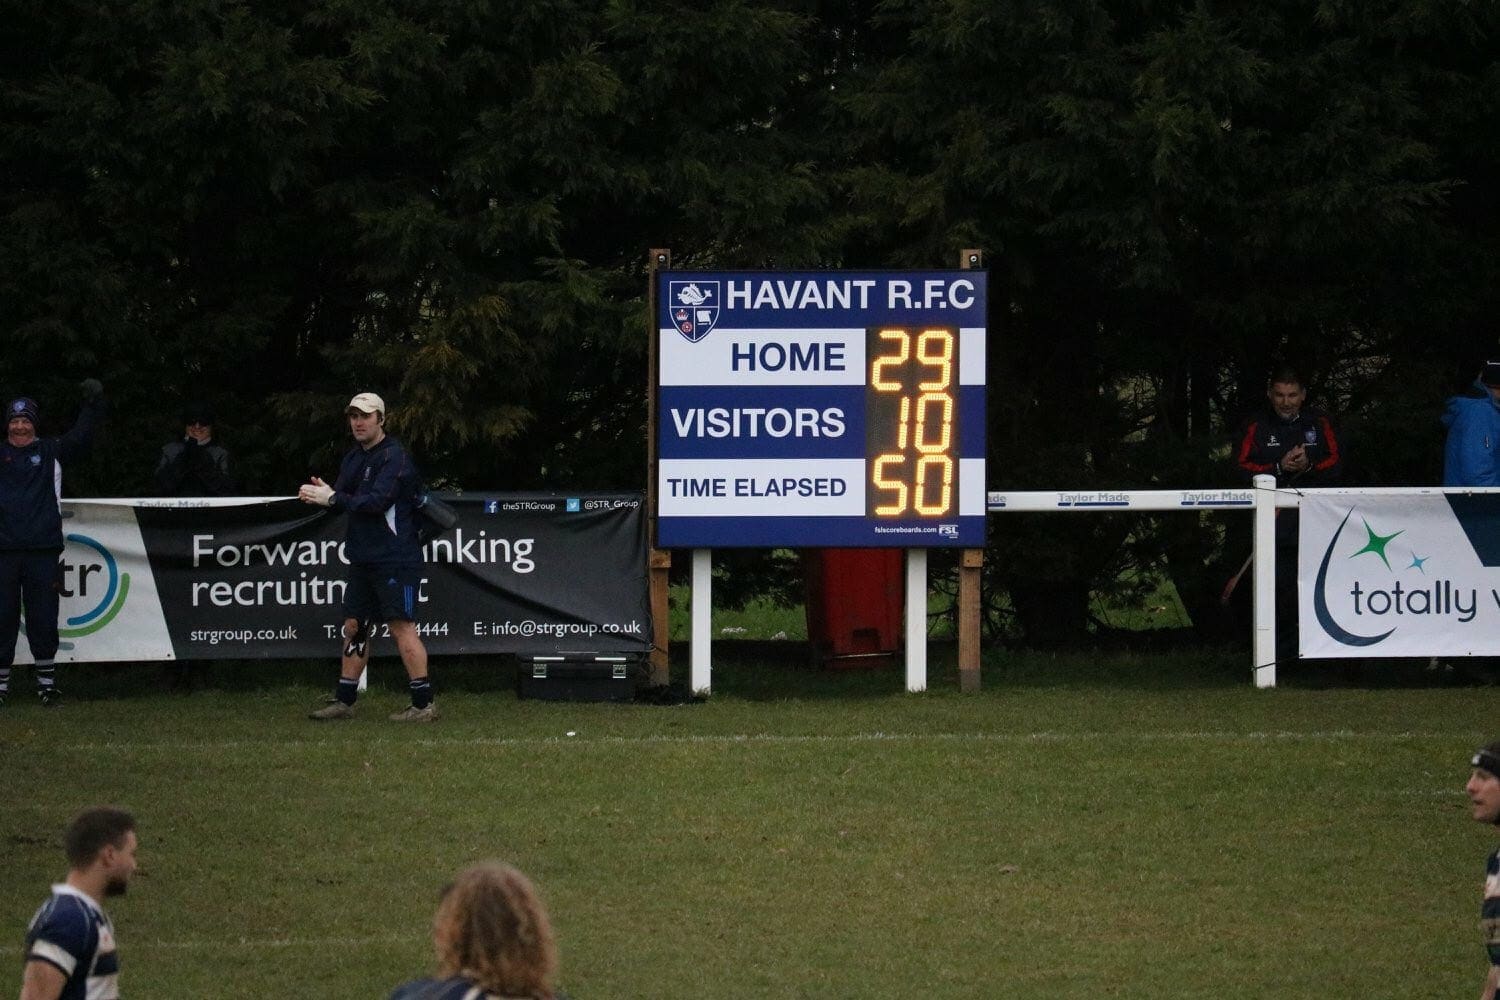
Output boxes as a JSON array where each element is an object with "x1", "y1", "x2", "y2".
[{"x1": 657, "y1": 270, "x2": 986, "y2": 548}]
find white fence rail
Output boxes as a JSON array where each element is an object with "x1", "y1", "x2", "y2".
[
  {"x1": 988, "y1": 475, "x2": 1500, "y2": 687},
  {"x1": 686, "y1": 478, "x2": 1497, "y2": 695}
]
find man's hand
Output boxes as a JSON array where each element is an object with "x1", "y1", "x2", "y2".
[
  {"x1": 1282, "y1": 444, "x2": 1310, "y2": 474},
  {"x1": 79, "y1": 378, "x2": 104, "y2": 401},
  {"x1": 299, "y1": 477, "x2": 334, "y2": 507}
]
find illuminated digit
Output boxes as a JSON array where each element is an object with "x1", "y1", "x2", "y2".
[
  {"x1": 913, "y1": 330, "x2": 954, "y2": 514},
  {"x1": 872, "y1": 454, "x2": 909, "y2": 515},
  {"x1": 914, "y1": 455, "x2": 953, "y2": 515},
  {"x1": 917, "y1": 330, "x2": 953, "y2": 391},
  {"x1": 870, "y1": 329, "x2": 909, "y2": 390},
  {"x1": 913, "y1": 392, "x2": 953, "y2": 453},
  {"x1": 897, "y1": 396, "x2": 910, "y2": 449}
]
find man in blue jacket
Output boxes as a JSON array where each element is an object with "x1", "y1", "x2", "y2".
[
  {"x1": 1443, "y1": 361, "x2": 1500, "y2": 486},
  {"x1": 0, "y1": 380, "x2": 104, "y2": 707},
  {"x1": 300, "y1": 392, "x2": 435, "y2": 722}
]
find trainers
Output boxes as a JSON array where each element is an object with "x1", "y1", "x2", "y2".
[
  {"x1": 309, "y1": 700, "x2": 356, "y2": 721},
  {"x1": 388, "y1": 703, "x2": 437, "y2": 722},
  {"x1": 38, "y1": 688, "x2": 61, "y2": 708}
]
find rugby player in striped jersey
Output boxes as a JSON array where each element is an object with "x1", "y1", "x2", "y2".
[{"x1": 20, "y1": 807, "x2": 137, "y2": 1000}]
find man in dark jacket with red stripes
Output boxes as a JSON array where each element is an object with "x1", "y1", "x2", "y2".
[
  {"x1": 1231, "y1": 367, "x2": 1343, "y2": 665},
  {"x1": 1233, "y1": 367, "x2": 1343, "y2": 488}
]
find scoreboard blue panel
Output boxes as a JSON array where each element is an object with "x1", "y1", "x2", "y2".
[{"x1": 656, "y1": 270, "x2": 987, "y2": 548}]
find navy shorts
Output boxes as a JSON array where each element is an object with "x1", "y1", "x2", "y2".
[{"x1": 342, "y1": 563, "x2": 422, "y2": 623}]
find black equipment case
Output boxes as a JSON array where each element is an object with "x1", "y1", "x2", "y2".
[{"x1": 515, "y1": 653, "x2": 637, "y2": 702}]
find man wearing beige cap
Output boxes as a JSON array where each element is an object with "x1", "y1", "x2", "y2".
[{"x1": 299, "y1": 392, "x2": 435, "y2": 721}]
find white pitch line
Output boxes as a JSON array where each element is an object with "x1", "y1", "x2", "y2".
[
  {"x1": 0, "y1": 932, "x2": 415, "y2": 957},
  {"x1": 45, "y1": 729, "x2": 1486, "y2": 753}
]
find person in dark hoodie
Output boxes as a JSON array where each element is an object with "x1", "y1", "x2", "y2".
[
  {"x1": 152, "y1": 401, "x2": 235, "y2": 692},
  {"x1": 1443, "y1": 361, "x2": 1500, "y2": 487},
  {"x1": 0, "y1": 380, "x2": 105, "y2": 707},
  {"x1": 152, "y1": 402, "x2": 234, "y2": 497}
]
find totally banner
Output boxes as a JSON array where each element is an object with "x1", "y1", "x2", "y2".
[
  {"x1": 15, "y1": 494, "x2": 649, "y2": 664},
  {"x1": 1299, "y1": 492, "x2": 1500, "y2": 657}
]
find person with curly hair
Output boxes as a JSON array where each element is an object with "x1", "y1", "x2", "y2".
[{"x1": 390, "y1": 862, "x2": 565, "y2": 1000}]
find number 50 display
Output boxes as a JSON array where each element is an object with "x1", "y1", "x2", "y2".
[{"x1": 865, "y1": 326, "x2": 958, "y2": 517}]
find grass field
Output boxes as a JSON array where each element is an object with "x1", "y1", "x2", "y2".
[{"x1": 1, "y1": 645, "x2": 1497, "y2": 998}]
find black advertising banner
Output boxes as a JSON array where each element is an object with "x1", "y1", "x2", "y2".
[{"x1": 38, "y1": 493, "x2": 650, "y2": 663}]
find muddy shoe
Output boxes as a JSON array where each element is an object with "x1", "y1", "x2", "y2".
[
  {"x1": 309, "y1": 700, "x2": 356, "y2": 721},
  {"x1": 388, "y1": 703, "x2": 437, "y2": 722}
]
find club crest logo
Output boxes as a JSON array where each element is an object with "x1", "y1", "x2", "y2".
[{"x1": 669, "y1": 281, "x2": 720, "y2": 342}]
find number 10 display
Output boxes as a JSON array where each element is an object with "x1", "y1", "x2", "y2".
[{"x1": 866, "y1": 326, "x2": 958, "y2": 518}]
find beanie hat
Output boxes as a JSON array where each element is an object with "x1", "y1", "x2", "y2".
[
  {"x1": 7, "y1": 398, "x2": 38, "y2": 425},
  {"x1": 182, "y1": 401, "x2": 216, "y2": 426},
  {"x1": 1474, "y1": 743, "x2": 1500, "y2": 778}
]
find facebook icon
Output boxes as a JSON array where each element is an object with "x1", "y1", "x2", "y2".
[{"x1": 484, "y1": 500, "x2": 499, "y2": 514}]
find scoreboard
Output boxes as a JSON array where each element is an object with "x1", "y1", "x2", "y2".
[{"x1": 656, "y1": 269, "x2": 986, "y2": 547}]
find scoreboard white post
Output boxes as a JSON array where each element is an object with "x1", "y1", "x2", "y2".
[
  {"x1": 691, "y1": 548, "x2": 713, "y2": 694},
  {"x1": 905, "y1": 549, "x2": 927, "y2": 691}
]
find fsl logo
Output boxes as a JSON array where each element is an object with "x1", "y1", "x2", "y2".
[
  {"x1": 59, "y1": 533, "x2": 130, "y2": 638},
  {"x1": 1313, "y1": 508, "x2": 1462, "y2": 648}
]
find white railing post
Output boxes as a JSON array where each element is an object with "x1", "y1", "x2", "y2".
[
  {"x1": 691, "y1": 548, "x2": 712, "y2": 694},
  {"x1": 1251, "y1": 474, "x2": 1277, "y2": 688},
  {"x1": 905, "y1": 548, "x2": 928, "y2": 691}
]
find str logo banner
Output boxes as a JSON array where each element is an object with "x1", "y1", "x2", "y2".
[{"x1": 1299, "y1": 493, "x2": 1500, "y2": 658}]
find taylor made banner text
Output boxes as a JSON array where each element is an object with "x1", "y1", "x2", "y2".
[
  {"x1": 1299, "y1": 492, "x2": 1500, "y2": 658},
  {"x1": 18, "y1": 494, "x2": 649, "y2": 664}
]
